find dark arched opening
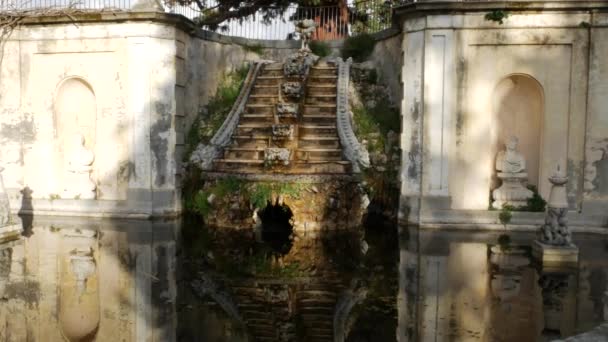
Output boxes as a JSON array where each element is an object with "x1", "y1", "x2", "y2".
[{"x1": 259, "y1": 201, "x2": 294, "y2": 255}]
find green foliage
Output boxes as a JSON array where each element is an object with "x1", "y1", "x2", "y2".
[
  {"x1": 499, "y1": 204, "x2": 514, "y2": 226},
  {"x1": 342, "y1": 34, "x2": 376, "y2": 62},
  {"x1": 250, "y1": 183, "x2": 273, "y2": 209},
  {"x1": 187, "y1": 176, "x2": 244, "y2": 217},
  {"x1": 191, "y1": 190, "x2": 212, "y2": 217},
  {"x1": 248, "y1": 182, "x2": 306, "y2": 209},
  {"x1": 580, "y1": 21, "x2": 591, "y2": 28},
  {"x1": 485, "y1": 10, "x2": 509, "y2": 25},
  {"x1": 497, "y1": 234, "x2": 511, "y2": 251},
  {"x1": 243, "y1": 43, "x2": 264, "y2": 55},
  {"x1": 184, "y1": 65, "x2": 249, "y2": 160},
  {"x1": 309, "y1": 40, "x2": 331, "y2": 57},
  {"x1": 521, "y1": 185, "x2": 547, "y2": 212}
]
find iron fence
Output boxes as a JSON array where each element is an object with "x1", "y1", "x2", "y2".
[{"x1": 0, "y1": 0, "x2": 393, "y2": 40}]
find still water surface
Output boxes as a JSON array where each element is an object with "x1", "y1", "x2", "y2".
[{"x1": 0, "y1": 216, "x2": 606, "y2": 341}]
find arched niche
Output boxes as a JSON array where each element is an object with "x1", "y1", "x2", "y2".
[
  {"x1": 492, "y1": 74, "x2": 544, "y2": 189},
  {"x1": 54, "y1": 78, "x2": 97, "y2": 192}
]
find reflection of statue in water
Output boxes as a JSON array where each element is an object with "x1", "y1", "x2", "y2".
[
  {"x1": 64, "y1": 133, "x2": 96, "y2": 200},
  {"x1": 492, "y1": 136, "x2": 533, "y2": 209}
]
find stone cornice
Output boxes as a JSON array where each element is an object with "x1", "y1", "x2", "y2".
[{"x1": 395, "y1": 1, "x2": 608, "y2": 20}]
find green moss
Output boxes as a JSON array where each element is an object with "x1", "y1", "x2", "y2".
[
  {"x1": 498, "y1": 234, "x2": 511, "y2": 251},
  {"x1": 309, "y1": 40, "x2": 331, "y2": 57},
  {"x1": 184, "y1": 65, "x2": 249, "y2": 161},
  {"x1": 485, "y1": 10, "x2": 509, "y2": 25},
  {"x1": 185, "y1": 176, "x2": 244, "y2": 218},
  {"x1": 521, "y1": 185, "x2": 547, "y2": 212},
  {"x1": 342, "y1": 33, "x2": 376, "y2": 62},
  {"x1": 248, "y1": 182, "x2": 306, "y2": 209},
  {"x1": 499, "y1": 204, "x2": 514, "y2": 226}
]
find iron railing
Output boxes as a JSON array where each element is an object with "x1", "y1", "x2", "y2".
[{"x1": 0, "y1": 0, "x2": 393, "y2": 40}]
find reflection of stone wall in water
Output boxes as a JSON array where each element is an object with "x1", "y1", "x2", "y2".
[{"x1": 0, "y1": 218, "x2": 179, "y2": 341}]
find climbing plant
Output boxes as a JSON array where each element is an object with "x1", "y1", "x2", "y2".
[{"x1": 184, "y1": 65, "x2": 249, "y2": 161}]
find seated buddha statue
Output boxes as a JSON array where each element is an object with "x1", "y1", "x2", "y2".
[
  {"x1": 492, "y1": 136, "x2": 533, "y2": 209},
  {"x1": 63, "y1": 133, "x2": 96, "y2": 200}
]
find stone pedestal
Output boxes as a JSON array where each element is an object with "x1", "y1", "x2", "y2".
[
  {"x1": 532, "y1": 240, "x2": 578, "y2": 270},
  {"x1": 0, "y1": 224, "x2": 22, "y2": 244},
  {"x1": 492, "y1": 172, "x2": 533, "y2": 209}
]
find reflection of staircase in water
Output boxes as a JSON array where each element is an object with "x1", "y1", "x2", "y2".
[
  {"x1": 225, "y1": 278, "x2": 345, "y2": 341},
  {"x1": 214, "y1": 61, "x2": 351, "y2": 174}
]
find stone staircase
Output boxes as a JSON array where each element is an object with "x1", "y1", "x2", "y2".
[
  {"x1": 224, "y1": 279, "x2": 344, "y2": 342},
  {"x1": 213, "y1": 61, "x2": 351, "y2": 174}
]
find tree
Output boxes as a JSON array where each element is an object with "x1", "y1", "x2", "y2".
[{"x1": 163, "y1": 0, "x2": 337, "y2": 30}]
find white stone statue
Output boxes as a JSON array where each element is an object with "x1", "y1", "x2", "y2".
[
  {"x1": 496, "y1": 136, "x2": 526, "y2": 173},
  {"x1": 492, "y1": 136, "x2": 533, "y2": 209},
  {"x1": 64, "y1": 133, "x2": 96, "y2": 200},
  {"x1": 295, "y1": 19, "x2": 316, "y2": 51}
]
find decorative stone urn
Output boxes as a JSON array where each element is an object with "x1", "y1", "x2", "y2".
[
  {"x1": 492, "y1": 136, "x2": 533, "y2": 209},
  {"x1": 294, "y1": 19, "x2": 316, "y2": 51},
  {"x1": 63, "y1": 133, "x2": 96, "y2": 200}
]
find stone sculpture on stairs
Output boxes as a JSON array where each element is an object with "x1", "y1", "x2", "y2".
[{"x1": 492, "y1": 136, "x2": 534, "y2": 209}]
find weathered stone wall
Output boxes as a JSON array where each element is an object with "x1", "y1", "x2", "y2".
[
  {"x1": 370, "y1": 29, "x2": 403, "y2": 107},
  {"x1": 0, "y1": 13, "x2": 299, "y2": 219},
  {"x1": 584, "y1": 24, "x2": 608, "y2": 214},
  {"x1": 396, "y1": 3, "x2": 608, "y2": 224}
]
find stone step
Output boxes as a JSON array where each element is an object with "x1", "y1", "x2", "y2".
[
  {"x1": 298, "y1": 137, "x2": 340, "y2": 148},
  {"x1": 307, "y1": 94, "x2": 336, "y2": 98},
  {"x1": 299, "y1": 136, "x2": 339, "y2": 141},
  {"x1": 307, "y1": 89, "x2": 337, "y2": 96},
  {"x1": 310, "y1": 68, "x2": 337, "y2": 76},
  {"x1": 257, "y1": 75, "x2": 283, "y2": 80},
  {"x1": 248, "y1": 96, "x2": 277, "y2": 105},
  {"x1": 224, "y1": 147, "x2": 265, "y2": 160},
  {"x1": 301, "y1": 114, "x2": 336, "y2": 122},
  {"x1": 245, "y1": 104, "x2": 274, "y2": 114},
  {"x1": 299, "y1": 125, "x2": 337, "y2": 137},
  {"x1": 251, "y1": 85, "x2": 279, "y2": 95},
  {"x1": 306, "y1": 97, "x2": 336, "y2": 105},
  {"x1": 302, "y1": 106, "x2": 335, "y2": 115},
  {"x1": 237, "y1": 125, "x2": 271, "y2": 136},
  {"x1": 298, "y1": 297, "x2": 340, "y2": 305},
  {"x1": 256, "y1": 77, "x2": 283, "y2": 85},
  {"x1": 309, "y1": 75, "x2": 338, "y2": 80},
  {"x1": 214, "y1": 159, "x2": 265, "y2": 165},
  {"x1": 250, "y1": 94, "x2": 277, "y2": 98},
  {"x1": 296, "y1": 149, "x2": 342, "y2": 161},
  {"x1": 241, "y1": 114, "x2": 274, "y2": 122},
  {"x1": 261, "y1": 69, "x2": 283, "y2": 77}
]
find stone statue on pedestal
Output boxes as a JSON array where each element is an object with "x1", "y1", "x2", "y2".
[
  {"x1": 537, "y1": 162, "x2": 572, "y2": 246},
  {"x1": 532, "y1": 161, "x2": 578, "y2": 270},
  {"x1": 492, "y1": 136, "x2": 533, "y2": 208},
  {"x1": 64, "y1": 133, "x2": 96, "y2": 200},
  {"x1": 295, "y1": 19, "x2": 316, "y2": 51}
]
